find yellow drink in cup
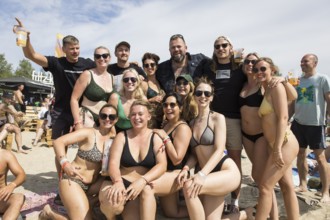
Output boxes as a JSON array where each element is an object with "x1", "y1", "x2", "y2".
[
  {"x1": 15, "y1": 27, "x2": 27, "y2": 47},
  {"x1": 288, "y1": 77, "x2": 299, "y2": 86}
]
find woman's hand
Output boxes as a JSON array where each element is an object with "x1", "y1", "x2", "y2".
[
  {"x1": 107, "y1": 181, "x2": 126, "y2": 205},
  {"x1": 273, "y1": 151, "x2": 285, "y2": 168},
  {"x1": 187, "y1": 172, "x2": 206, "y2": 198},
  {"x1": 152, "y1": 129, "x2": 167, "y2": 140},
  {"x1": 125, "y1": 177, "x2": 147, "y2": 201},
  {"x1": 149, "y1": 95, "x2": 163, "y2": 103},
  {"x1": 177, "y1": 170, "x2": 189, "y2": 187},
  {"x1": 62, "y1": 163, "x2": 84, "y2": 180}
]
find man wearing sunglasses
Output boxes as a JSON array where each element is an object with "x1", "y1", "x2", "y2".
[
  {"x1": 107, "y1": 41, "x2": 146, "y2": 92},
  {"x1": 14, "y1": 18, "x2": 95, "y2": 205},
  {"x1": 156, "y1": 34, "x2": 207, "y2": 93},
  {"x1": 291, "y1": 54, "x2": 330, "y2": 203}
]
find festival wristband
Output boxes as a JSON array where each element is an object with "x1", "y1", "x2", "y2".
[
  {"x1": 61, "y1": 161, "x2": 70, "y2": 169},
  {"x1": 59, "y1": 158, "x2": 69, "y2": 166}
]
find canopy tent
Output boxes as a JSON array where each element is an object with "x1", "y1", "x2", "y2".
[{"x1": 0, "y1": 76, "x2": 53, "y2": 95}]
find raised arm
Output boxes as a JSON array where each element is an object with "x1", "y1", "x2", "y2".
[
  {"x1": 70, "y1": 70, "x2": 91, "y2": 129},
  {"x1": 14, "y1": 18, "x2": 48, "y2": 68}
]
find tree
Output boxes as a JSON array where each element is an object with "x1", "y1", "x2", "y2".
[
  {"x1": 0, "y1": 54, "x2": 13, "y2": 78},
  {"x1": 14, "y1": 59, "x2": 34, "y2": 78}
]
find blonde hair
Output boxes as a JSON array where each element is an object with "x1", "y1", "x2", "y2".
[
  {"x1": 180, "y1": 81, "x2": 198, "y2": 122},
  {"x1": 120, "y1": 68, "x2": 145, "y2": 100}
]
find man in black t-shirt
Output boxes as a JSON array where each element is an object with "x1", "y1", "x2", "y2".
[{"x1": 107, "y1": 41, "x2": 146, "y2": 91}]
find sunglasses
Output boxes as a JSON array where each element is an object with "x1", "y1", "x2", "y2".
[
  {"x1": 244, "y1": 59, "x2": 257, "y2": 65},
  {"x1": 214, "y1": 43, "x2": 229, "y2": 50},
  {"x1": 162, "y1": 102, "x2": 177, "y2": 108},
  {"x1": 99, "y1": 113, "x2": 117, "y2": 121},
  {"x1": 94, "y1": 53, "x2": 110, "y2": 59},
  {"x1": 143, "y1": 63, "x2": 156, "y2": 68},
  {"x1": 176, "y1": 80, "x2": 189, "y2": 86},
  {"x1": 252, "y1": 66, "x2": 267, "y2": 74},
  {"x1": 194, "y1": 90, "x2": 212, "y2": 97},
  {"x1": 123, "y1": 77, "x2": 138, "y2": 83}
]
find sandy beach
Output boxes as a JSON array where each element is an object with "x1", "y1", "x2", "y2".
[{"x1": 6, "y1": 131, "x2": 330, "y2": 219}]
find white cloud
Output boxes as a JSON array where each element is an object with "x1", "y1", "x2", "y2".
[{"x1": 1, "y1": 0, "x2": 330, "y2": 76}]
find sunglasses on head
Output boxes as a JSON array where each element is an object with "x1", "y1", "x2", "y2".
[
  {"x1": 162, "y1": 102, "x2": 177, "y2": 108},
  {"x1": 244, "y1": 59, "x2": 257, "y2": 65},
  {"x1": 214, "y1": 43, "x2": 229, "y2": 50},
  {"x1": 99, "y1": 113, "x2": 117, "y2": 121},
  {"x1": 94, "y1": 53, "x2": 110, "y2": 59},
  {"x1": 194, "y1": 90, "x2": 212, "y2": 97},
  {"x1": 123, "y1": 77, "x2": 138, "y2": 83},
  {"x1": 143, "y1": 63, "x2": 156, "y2": 68},
  {"x1": 176, "y1": 80, "x2": 189, "y2": 86},
  {"x1": 252, "y1": 66, "x2": 267, "y2": 74}
]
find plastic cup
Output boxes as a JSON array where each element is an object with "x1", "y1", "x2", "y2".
[
  {"x1": 288, "y1": 77, "x2": 299, "y2": 86},
  {"x1": 234, "y1": 48, "x2": 244, "y2": 63},
  {"x1": 101, "y1": 138, "x2": 113, "y2": 176},
  {"x1": 15, "y1": 27, "x2": 27, "y2": 47}
]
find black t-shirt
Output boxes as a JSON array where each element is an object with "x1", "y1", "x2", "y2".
[
  {"x1": 44, "y1": 56, "x2": 95, "y2": 113},
  {"x1": 194, "y1": 59, "x2": 246, "y2": 118},
  {"x1": 107, "y1": 63, "x2": 146, "y2": 78}
]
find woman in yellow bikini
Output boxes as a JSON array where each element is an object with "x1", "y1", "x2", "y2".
[{"x1": 253, "y1": 57, "x2": 299, "y2": 220}]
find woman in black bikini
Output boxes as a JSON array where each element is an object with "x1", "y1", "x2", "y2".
[
  {"x1": 177, "y1": 77, "x2": 252, "y2": 220},
  {"x1": 39, "y1": 104, "x2": 118, "y2": 220},
  {"x1": 99, "y1": 100, "x2": 167, "y2": 220},
  {"x1": 141, "y1": 92, "x2": 191, "y2": 219}
]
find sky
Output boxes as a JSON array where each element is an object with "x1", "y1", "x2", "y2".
[{"x1": 1, "y1": 0, "x2": 330, "y2": 77}]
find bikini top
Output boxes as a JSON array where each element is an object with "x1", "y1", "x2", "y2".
[
  {"x1": 146, "y1": 82, "x2": 159, "y2": 99},
  {"x1": 239, "y1": 88, "x2": 263, "y2": 108},
  {"x1": 77, "y1": 131, "x2": 103, "y2": 163},
  {"x1": 190, "y1": 111, "x2": 215, "y2": 148},
  {"x1": 115, "y1": 93, "x2": 132, "y2": 130},
  {"x1": 83, "y1": 71, "x2": 111, "y2": 102},
  {"x1": 258, "y1": 97, "x2": 274, "y2": 117},
  {"x1": 167, "y1": 122, "x2": 187, "y2": 170},
  {"x1": 120, "y1": 131, "x2": 156, "y2": 169}
]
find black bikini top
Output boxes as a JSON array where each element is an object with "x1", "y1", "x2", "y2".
[{"x1": 239, "y1": 88, "x2": 263, "y2": 108}]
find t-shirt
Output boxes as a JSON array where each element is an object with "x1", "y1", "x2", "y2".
[
  {"x1": 44, "y1": 57, "x2": 95, "y2": 113},
  {"x1": 294, "y1": 73, "x2": 330, "y2": 126},
  {"x1": 194, "y1": 59, "x2": 246, "y2": 118},
  {"x1": 107, "y1": 63, "x2": 146, "y2": 92}
]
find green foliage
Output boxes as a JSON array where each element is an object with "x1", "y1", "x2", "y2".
[
  {"x1": 0, "y1": 54, "x2": 13, "y2": 78},
  {"x1": 14, "y1": 59, "x2": 34, "y2": 78}
]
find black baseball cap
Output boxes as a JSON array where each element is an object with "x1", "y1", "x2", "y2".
[{"x1": 115, "y1": 41, "x2": 130, "y2": 51}]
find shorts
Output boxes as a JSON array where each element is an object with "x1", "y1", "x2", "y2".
[
  {"x1": 51, "y1": 108, "x2": 74, "y2": 139},
  {"x1": 225, "y1": 117, "x2": 243, "y2": 150},
  {"x1": 291, "y1": 120, "x2": 326, "y2": 150}
]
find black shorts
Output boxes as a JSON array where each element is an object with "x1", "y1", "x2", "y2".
[
  {"x1": 50, "y1": 108, "x2": 73, "y2": 139},
  {"x1": 291, "y1": 120, "x2": 326, "y2": 150}
]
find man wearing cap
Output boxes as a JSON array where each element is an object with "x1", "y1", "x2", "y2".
[
  {"x1": 0, "y1": 93, "x2": 31, "y2": 153},
  {"x1": 156, "y1": 34, "x2": 207, "y2": 93},
  {"x1": 107, "y1": 41, "x2": 146, "y2": 91}
]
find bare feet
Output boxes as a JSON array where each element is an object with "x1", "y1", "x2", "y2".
[
  {"x1": 17, "y1": 149, "x2": 29, "y2": 154},
  {"x1": 39, "y1": 204, "x2": 52, "y2": 220},
  {"x1": 294, "y1": 186, "x2": 307, "y2": 193},
  {"x1": 319, "y1": 193, "x2": 330, "y2": 203},
  {"x1": 244, "y1": 207, "x2": 255, "y2": 220}
]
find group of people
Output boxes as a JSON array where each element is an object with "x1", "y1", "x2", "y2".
[{"x1": 0, "y1": 17, "x2": 329, "y2": 220}]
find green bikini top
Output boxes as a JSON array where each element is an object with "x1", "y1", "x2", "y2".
[
  {"x1": 83, "y1": 71, "x2": 112, "y2": 102},
  {"x1": 116, "y1": 93, "x2": 132, "y2": 130}
]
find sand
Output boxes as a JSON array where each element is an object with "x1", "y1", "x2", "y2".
[{"x1": 6, "y1": 131, "x2": 330, "y2": 219}]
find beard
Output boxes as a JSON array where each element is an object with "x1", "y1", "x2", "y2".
[{"x1": 172, "y1": 53, "x2": 185, "y2": 63}]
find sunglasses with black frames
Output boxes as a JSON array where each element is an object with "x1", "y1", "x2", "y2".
[
  {"x1": 123, "y1": 77, "x2": 138, "y2": 83},
  {"x1": 252, "y1": 66, "x2": 267, "y2": 74},
  {"x1": 244, "y1": 59, "x2": 257, "y2": 65},
  {"x1": 194, "y1": 90, "x2": 213, "y2": 97},
  {"x1": 143, "y1": 63, "x2": 156, "y2": 68},
  {"x1": 214, "y1": 43, "x2": 229, "y2": 50},
  {"x1": 162, "y1": 102, "x2": 177, "y2": 108},
  {"x1": 94, "y1": 53, "x2": 110, "y2": 59},
  {"x1": 99, "y1": 113, "x2": 117, "y2": 121}
]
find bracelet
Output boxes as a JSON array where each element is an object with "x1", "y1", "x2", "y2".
[
  {"x1": 198, "y1": 171, "x2": 206, "y2": 178},
  {"x1": 61, "y1": 161, "x2": 70, "y2": 169},
  {"x1": 163, "y1": 136, "x2": 171, "y2": 145},
  {"x1": 59, "y1": 158, "x2": 69, "y2": 166},
  {"x1": 141, "y1": 176, "x2": 149, "y2": 185},
  {"x1": 9, "y1": 182, "x2": 17, "y2": 187}
]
